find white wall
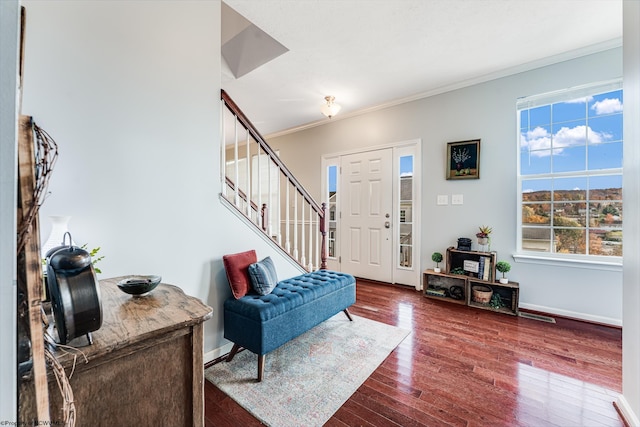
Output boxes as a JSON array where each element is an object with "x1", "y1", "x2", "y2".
[
  {"x1": 11, "y1": 2, "x2": 640, "y2": 424},
  {"x1": 5, "y1": 1, "x2": 639, "y2": 424},
  {"x1": 0, "y1": 1, "x2": 19, "y2": 421},
  {"x1": 269, "y1": 47, "x2": 623, "y2": 325},
  {"x1": 20, "y1": 0, "x2": 302, "y2": 362},
  {"x1": 622, "y1": 0, "x2": 640, "y2": 424}
]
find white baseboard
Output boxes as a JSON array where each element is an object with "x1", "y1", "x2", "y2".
[
  {"x1": 519, "y1": 303, "x2": 622, "y2": 327},
  {"x1": 204, "y1": 342, "x2": 234, "y2": 365},
  {"x1": 616, "y1": 395, "x2": 640, "y2": 427}
]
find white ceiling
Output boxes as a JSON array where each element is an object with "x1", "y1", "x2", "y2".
[{"x1": 222, "y1": 0, "x2": 622, "y2": 137}]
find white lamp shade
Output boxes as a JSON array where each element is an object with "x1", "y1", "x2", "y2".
[{"x1": 320, "y1": 101, "x2": 342, "y2": 118}]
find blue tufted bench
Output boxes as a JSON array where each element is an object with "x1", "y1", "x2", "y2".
[{"x1": 224, "y1": 270, "x2": 356, "y2": 381}]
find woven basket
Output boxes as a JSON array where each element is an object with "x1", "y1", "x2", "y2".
[{"x1": 472, "y1": 285, "x2": 493, "y2": 304}]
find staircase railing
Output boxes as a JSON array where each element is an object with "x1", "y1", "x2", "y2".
[{"x1": 221, "y1": 90, "x2": 327, "y2": 271}]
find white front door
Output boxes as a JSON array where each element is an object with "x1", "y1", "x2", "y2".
[{"x1": 340, "y1": 148, "x2": 393, "y2": 282}]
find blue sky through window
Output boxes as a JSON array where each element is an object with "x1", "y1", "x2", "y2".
[
  {"x1": 400, "y1": 156, "x2": 413, "y2": 177},
  {"x1": 328, "y1": 165, "x2": 337, "y2": 192},
  {"x1": 520, "y1": 89, "x2": 623, "y2": 190}
]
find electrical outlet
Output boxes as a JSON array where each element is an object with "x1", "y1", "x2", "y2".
[
  {"x1": 437, "y1": 195, "x2": 448, "y2": 205},
  {"x1": 452, "y1": 194, "x2": 463, "y2": 205}
]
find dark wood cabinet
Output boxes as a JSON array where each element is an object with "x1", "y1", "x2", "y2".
[{"x1": 19, "y1": 277, "x2": 213, "y2": 426}]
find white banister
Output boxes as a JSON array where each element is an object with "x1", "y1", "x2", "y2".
[
  {"x1": 308, "y1": 206, "x2": 314, "y2": 271},
  {"x1": 233, "y1": 118, "x2": 240, "y2": 207},
  {"x1": 293, "y1": 191, "x2": 299, "y2": 260},
  {"x1": 301, "y1": 198, "x2": 306, "y2": 268},
  {"x1": 256, "y1": 145, "x2": 262, "y2": 229},
  {"x1": 220, "y1": 100, "x2": 226, "y2": 192},
  {"x1": 276, "y1": 170, "x2": 281, "y2": 245},
  {"x1": 245, "y1": 130, "x2": 251, "y2": 218},
  {"x1": 221, "y1": 90, "x2": 327, "y2": 271},
  {"x1": 267, "y1": 151, "x2": 272, "y2": 237},
  {"x1": 285, "y1": 181, "x2": 291, "y2": 253}
]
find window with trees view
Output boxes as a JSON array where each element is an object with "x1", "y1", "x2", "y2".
[{"x1": 517, "y1": 80, "x2": 623, "y2": 259}]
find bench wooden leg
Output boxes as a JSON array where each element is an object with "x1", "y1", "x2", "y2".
[
  {"x1": 343, "y1": 308, "x2": 353, "y2": 321},
  {"x1": 226, "y1": 343, "x2": 241, "y2": 362},
  {"x1": 258, "y1": 354, "x2": 265, "y2": 382},
  {"x1": 227, "y1": 344, "x2": 265, "y2": 381}
]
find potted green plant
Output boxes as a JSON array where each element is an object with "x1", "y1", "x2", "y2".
[
  {"x1": 82, "y1": 244, "x2": 105, "y2": 274},
  {"x1": 476, "y1": 225, "x2": 492, "y2": 245},
  {"x1": 496, "y1": 260, "x2": 511, "y2": 284},
  {"x1": 489, "y1": 293, "x2": 506, "y2": 309},
  {"x1": 431, "y1": 252, "x2": 443, "y2": 273}
]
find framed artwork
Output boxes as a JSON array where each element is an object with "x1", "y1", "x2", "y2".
[{"x1": 446, "y1": 139, "x2": 480, "y2": 180}]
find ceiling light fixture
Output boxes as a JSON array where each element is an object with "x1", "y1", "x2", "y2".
[{"x1": 320, "y1": 95, "x2": 341, "y2": 119}]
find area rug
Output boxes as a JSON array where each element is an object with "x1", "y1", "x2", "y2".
[{"x1": 205, "y1": 314, "x2": 410, "y2": 427}]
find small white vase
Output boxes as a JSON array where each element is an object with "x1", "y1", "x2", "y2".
[
  {"x1": 42, "y1": 216, "x2": 74, "y2": 258},
  {"x1": 434, "y1": 267, "x2": 441, "y2": 273},
  {"x1": 499, "y1": 277, "x2": 509, "y2": 284}
]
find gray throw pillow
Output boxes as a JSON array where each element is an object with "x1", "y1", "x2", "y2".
[{"x1": 248, "y1": 256, "x2": 278, "y2": 295}]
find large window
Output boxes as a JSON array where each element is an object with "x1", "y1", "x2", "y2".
[{"x1": 517, "y1": 80, "x2": 623, "y2": 260}]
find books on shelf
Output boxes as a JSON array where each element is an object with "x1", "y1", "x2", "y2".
[
  {"x1": 426, "y1": 288, "x2": 446, "y2": 297},
  {"x1": 444, "y1": 247, "x2": 495, "y2": 282},
  {"x1": 482, "y1": 256, "x2": 491, "y2": 281},
  {"x1": 476, "y1": 256, "x2": 492, "y2": 281}
]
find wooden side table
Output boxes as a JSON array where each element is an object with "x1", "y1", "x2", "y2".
[{"x1": 19, "y1": 277, "x2": 213, "y2": 426}]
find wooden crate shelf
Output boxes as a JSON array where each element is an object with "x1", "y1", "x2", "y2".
[
  {"x1": 468, "y1": 279, "x2": 519, "y2": 316},
  {"x1": 446, "y1": 247, "x2": 497, "y2": 283},
  {"x1": 423, "y1": 247, "x2": 519, "y2": 316},
  {"x1": 423, "y1": 269, "x2": 467, "y2": 305}
]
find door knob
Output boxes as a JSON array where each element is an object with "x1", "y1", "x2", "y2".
[{"x1": 384, "y1": 221, "x2": 390, "y2": 228}]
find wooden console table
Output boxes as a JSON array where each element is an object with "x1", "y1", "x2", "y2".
[{"x1": 19, "y1": 277, "x2": 213, "y2": 426}]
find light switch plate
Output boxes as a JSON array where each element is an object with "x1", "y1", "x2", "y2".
[
  {"x1": 452, "y1": 194, "x2": 463, "y2": 205},
  {"x1": 437, "y1": 195, "x2": 448, "y2": 205}
]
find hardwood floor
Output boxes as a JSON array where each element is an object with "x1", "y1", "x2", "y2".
[{"x1": 205, "y1": 279, "x2": 623, "y2": 426}]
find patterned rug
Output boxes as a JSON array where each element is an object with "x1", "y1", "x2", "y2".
[{"x1": 205, "y1": 313, "x2": 410, "y2": 427}]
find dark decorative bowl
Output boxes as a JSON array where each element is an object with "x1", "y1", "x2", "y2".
[{"x1": 117, "y1": 275, "x2": 162, "y2": 296}]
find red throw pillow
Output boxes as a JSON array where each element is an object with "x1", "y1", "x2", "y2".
[{"x1": 222, "y1": 250, "x2": 257, "y2": 299}]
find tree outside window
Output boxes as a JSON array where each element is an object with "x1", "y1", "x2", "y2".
[{"x1": 518, "y1": 81, "x2": 623, "y2": 258}]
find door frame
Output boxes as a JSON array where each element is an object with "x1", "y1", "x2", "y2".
[{"x1": 321, "y1": 139, "x2": 422, "y2": 289}]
